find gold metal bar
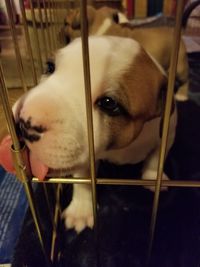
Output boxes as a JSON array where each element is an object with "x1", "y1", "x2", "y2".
[
  {"x1": 54, "y1": 1, "x2": 62, "y2": 48},
  {"x1": 52, "y1": 0, "x2": 59, "y2": 48},
  {"x1": 32, "y1": 177, "x2": 200, "y2": 188},
  {"x1": 42, "y1": 0, "x2": 52, "y2": 53},
  {"x1": 56, "y1": 1, "x2": 62, "y2": 47},
  {"x1": 37, "y1": 0, "x2": 49, "y2": 61},
  {"x1": 48, "y1": 0, "x2": 57, "y2": 49},
  {"x1": 5, "y1": 0, "x2": 28, "y2": 92},
  {"x1": 50, "y1": 184, "x2": 62, "y2": 262},
  {"x1": 80, "y1": 0, "x2": 97, "y2": 228},
  {"x1": 0, "y1": 63, "x2": 20, "y2": 149},
  {"x1": 29, "y1": 0, "x2": 44, "y2": 73},
  {"x1": 32, "y1": 177, "x2": 91, "y2": 184},
  {"x1": 19, "y1": 0, "x2": 38, "y2": 86},
  {"x1": 0, "y1": 63, "x2": 50, "y2": 265},
  {"x1": 42, "y1": 183, "x2": 54, "y2": 227},
  {"x1": 59, "y1": 1, "x2": 69, "y2": 46},
  {"x1": 147, "y1": 0, "x2": 185, "y2": 262},
  {"x1": 23, "y1": 181, "x2": 52, "y2": 266},
  {"x1": 11, "y1": 145, "x2": 32, "y2": 182}
]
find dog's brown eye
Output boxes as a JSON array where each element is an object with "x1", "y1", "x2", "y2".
[{"x1": 97, "y1": 97, "x2": 127, "y2": 116}]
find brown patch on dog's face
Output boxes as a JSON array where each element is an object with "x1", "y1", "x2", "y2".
[
  {"x1": 95, "y1": 48, "x2": 167, "y2": 150},
  {"x1": 121, "y1": 49, "x2": 167, "y2": 121}
]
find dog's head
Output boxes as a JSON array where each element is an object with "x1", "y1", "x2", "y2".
[
  {"x1": 13, "y1": 36, "x2": 166, "y2": 176},
  {"x1": 62, "y1": 6, "x2": 127, "y2": 44}
]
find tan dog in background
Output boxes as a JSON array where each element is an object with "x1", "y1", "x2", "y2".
[{"x1": 62, "y1": 5, "x2": 189, "y2": 101}]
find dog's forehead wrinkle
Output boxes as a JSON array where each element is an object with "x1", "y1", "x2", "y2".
[
  {"x1": 52, "y1": 37, "x2": 141, "y2": 101},
  {"x1": 55, "y1": 36, "x2": 141, "y2": 74}
]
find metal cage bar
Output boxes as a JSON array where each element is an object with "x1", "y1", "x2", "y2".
[
  {"x1": 32, "y1": 177, "x2": 200, "y2": 187},
  {"x1": 80, "y1": 0, "x2": 98, "y2": 231},
  {"x1": 147, "y1": 0, "x2": 185, "y2": 261},
  {"x1": 42, "y1": 0, "x2": 53, "y2": 53},
  {"x1": 0, "y1": 0, "x2": 191, "y2": 265},
  {"x1": 19, "y1": 0, "x2": 38, "y2": 85},
  {"x1": 0, "y1": 63, "x2": 50, "y2": 265},
  {"x1": 29, "y1": 0, "x2": 44, "y2": 74},
  {"x1": 48, "y1": 0, "x2": 57, "y2": 50},
  {"x1": 5, "y1": 0, "x2": 28, "y2": 92},
  {"x1": 36, "y1": 0, "x2": 49, "y2": 62}
]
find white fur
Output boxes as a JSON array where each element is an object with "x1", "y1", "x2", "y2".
[
  {"x1": 94, "y1": 12, "x2": 128, "y2": 36},
  {"x1": 62, "y1": 183, "x2": 93, "y2": 232},
  {"x1": 117, "y1": 12, "x2": 129, "y2": 23}
]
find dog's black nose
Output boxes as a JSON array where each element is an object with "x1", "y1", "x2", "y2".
[{"x1": 16, "y1": 118, "x2": 43, "y2": 143}]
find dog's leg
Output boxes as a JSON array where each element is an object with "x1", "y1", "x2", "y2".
[
  {"x1": 174, "y1": 46, "x2": 189, "y2": 102},
  {"x1": 62, "y1": 174, "x2": 94, "y2": 232},
  {"x1": 141, "y1": 146, "x2": 169, "y2": 191},
  {"x1": 142, "y1": 109, "x2": 177, "y2": 191}
]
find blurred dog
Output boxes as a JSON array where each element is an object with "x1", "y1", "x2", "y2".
[{"x1": 62, "y1": 5, "x2": 189, "y2": 101}]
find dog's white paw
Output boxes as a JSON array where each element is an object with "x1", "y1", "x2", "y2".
[
  {"x1": 142, "y1": 169, "x2": 169, "y2": 191},
  {"x1": 175, "y1": 93, "x2": 188, "y2": 102},
  {"x1": 62, "y1": 198, "x2": 94, "y2": 233}
]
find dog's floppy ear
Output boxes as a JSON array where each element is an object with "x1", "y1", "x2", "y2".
[
  {"x1": 120, "y1": 48, "x2": 171, "y2": 122},
  {"x1": 154, "y1": 76, "x2": 168, "y2": 118},
  {"x1": 155, "y1": 73, "x2": 176, "y2": 119}
]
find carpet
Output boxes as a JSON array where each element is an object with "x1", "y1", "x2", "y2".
[
  {"x1": 188, "y1": 52, "x2": 200, "y2": 105},
  {"x1": 0, "y1": 168, "x2": 27, "y2": 264}
]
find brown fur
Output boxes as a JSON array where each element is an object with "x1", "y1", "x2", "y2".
[
  {"x1": 100, "y1": 47, "x2": 167, "y2": 149},
  {"x1": 62, "y1": 6, "x2": 189, "y2": 100}
]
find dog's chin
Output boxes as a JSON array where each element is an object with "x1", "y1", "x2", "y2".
[
  {"x1": 46, "y1": 168, "x2": 73, "y2": 178},
  {"x1": 45, "y1": 163, "x2": 88, "y2": 178}
]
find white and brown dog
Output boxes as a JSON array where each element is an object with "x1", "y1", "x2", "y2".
[
  {"x1": 3, "y1": 36, "x2": 177, "y2": 233},
  {"x1": 62, "y1": 5, "x2": 189, "y2": 101}
]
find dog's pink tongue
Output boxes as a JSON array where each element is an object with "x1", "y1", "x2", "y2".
[
  {"x1": 0, "y1": 135, "x2": 48, "y2": 180},
  {"x1": 29, "y1": 152, "x2": 48, "y2": 180}
]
